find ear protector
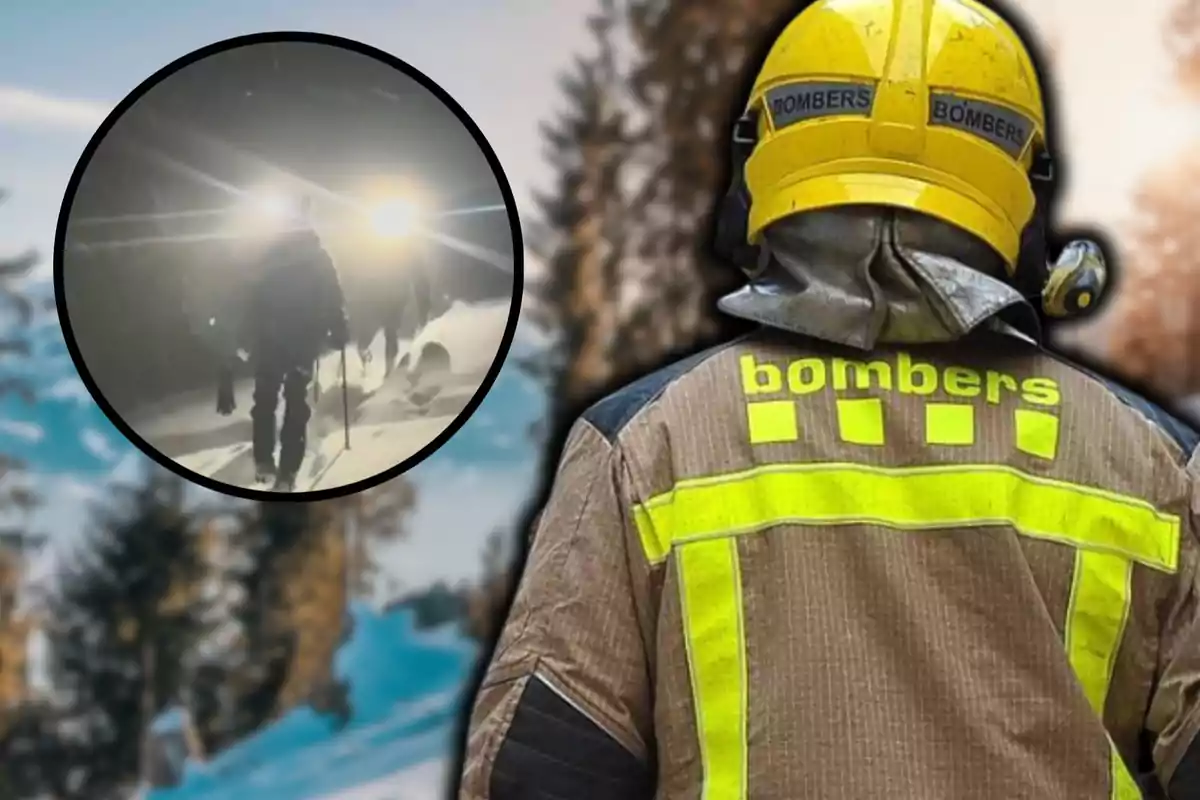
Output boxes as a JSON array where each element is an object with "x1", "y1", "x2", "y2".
[
  {"x1": 1009, "y1": 148, "x2": 1109, "y2": 319},
  {"x1": 712, "y1": 112, "x2": 1106, "y2": 319}
]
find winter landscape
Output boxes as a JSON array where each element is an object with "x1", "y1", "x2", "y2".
[
  {"x1": 2, "y1": 0, "x2": 1199, "y2": 797},
  {"x1": 0, "y1": 275, "x2": 544, "y2": 798}
]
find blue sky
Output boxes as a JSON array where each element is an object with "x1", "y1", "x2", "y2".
[{"x1": 0, "y1": 1, "x2": 589, "y2": 587}]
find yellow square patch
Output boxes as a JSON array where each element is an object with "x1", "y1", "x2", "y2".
[
  {"x1": 926, "y1": 403, "x2": 975, "y2": 446},
  {"x1": 1015, "y1": 408, "x2": 1059, "y2": 460},
  {"x1": 746, "y1": 400, "x2": 798, "y2": 444},
  {"x1": 836, "y1": 397, "x2": 885, "y2": 446}
]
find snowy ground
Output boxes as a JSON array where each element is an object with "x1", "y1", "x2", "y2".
[
  {"x1": 313, "y1": 759, "x2": 450, "y2": 799},
  {"x1": 124, "y1": 302, "x2": 508, "y2": 492}
]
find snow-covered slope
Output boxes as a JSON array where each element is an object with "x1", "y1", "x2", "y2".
[
  {"x1": 147, "y1": 603, "x2": 478, "y2": 800},
  {"x1": 122, "y1": 298, "x2": 520, "y2": 493}
]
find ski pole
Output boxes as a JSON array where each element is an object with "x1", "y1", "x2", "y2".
[{"x1": 340, "y1": 344, "x2": 351, "y2": 450}]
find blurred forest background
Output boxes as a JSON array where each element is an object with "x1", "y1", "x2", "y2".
[{"x1": 2, "y1": 0, "x2": 1200, "y2": 797}]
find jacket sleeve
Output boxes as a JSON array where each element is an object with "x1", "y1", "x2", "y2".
[
  {"x1": 458, "y1": 419, "x2": 657, "y2": 800},
  {"x1": 1149, "y1": 448, "x2": 1200, "y2": 797}
]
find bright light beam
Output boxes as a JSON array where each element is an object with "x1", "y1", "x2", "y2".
[
  {"x1": 66, "y1": 229, "x2": 255, "y2": 250},
  {"x1": 248, "y1": 190, "x2": 297, "y2": 223},
  {"x1": 369, "y1": 198, "x2": 420, "y2": 239},
  {"x1": 434, "y1": 203, "x2": 508, "y2": 219},
  {"x1": 71, "y1": 207, "x2": 235, "y2": 226},
  {"x1": 132, "y1": 143, "x2": 245, "y2": 198},
  {"x1": 145, "y1": 112, "x2": 360, "y2": 212},
  {"x1": 423, "y1": 230, "x2": 512, "y2": 273}
]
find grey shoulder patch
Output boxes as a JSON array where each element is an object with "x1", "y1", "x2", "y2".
[
  {"x1": 765, "y1": 81, "x2": 875, "y2": 129},
  {"x1": 582, "y1": 337, "x2": 747, "y2": 442},
  {"x1": 929, "y1": 92, "x2": 1033, "y2": 158}
]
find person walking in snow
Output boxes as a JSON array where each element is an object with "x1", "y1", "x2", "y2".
[{"x1": 216, "y1": 195, "x2": 348, "y2": 491}]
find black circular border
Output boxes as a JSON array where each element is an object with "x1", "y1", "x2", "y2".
[{"x1": 53, "y1": 31, "x2": 525, "y2": 503}]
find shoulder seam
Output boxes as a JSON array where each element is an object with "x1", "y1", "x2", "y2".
[{"x1": 582, "y1": 333, "x2": 755, "y2": 442}]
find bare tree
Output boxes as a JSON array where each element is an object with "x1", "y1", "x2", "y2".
[
  {"x1": 0, "y1": 188, "x2": 45, "y2": 744},
  {"x1": 527, "y1": 0, "x2": 637, "y2": 420}
]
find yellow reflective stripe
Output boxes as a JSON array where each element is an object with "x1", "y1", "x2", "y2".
[
  {"x1": 1065, "y1": 554, "x2": 1141, "y2": 798},
  {"x1": 1066, "y1": 550, "x2": 1132, "y2": 716},
  {"x1": 677, "y1": 537, "x2": 747, "y2": 800},
  {"x1": 633, "y1": 503, "x2": 670, "y2": 563},
  {"x1": 633, "y1": 462, "x2": 1180, "y2": 573},
  {"x1": 643, "y1": 462, "x2": 1178, "y2": 798},
  {"x1": 1110, "y1": 738, "x2": 1142, "y2": 799}
]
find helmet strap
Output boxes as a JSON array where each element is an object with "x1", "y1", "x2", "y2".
[
  {"x1": 714, "y1": 111, "x2": 761, "y2": 273},
  {"x1": 1013, "y1": 148, "x2": 1056, "y2": 300}
]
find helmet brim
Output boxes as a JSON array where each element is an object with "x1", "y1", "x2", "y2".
[{"x1": 747, "y1": 172, "x2": 1020, "y2": 272}]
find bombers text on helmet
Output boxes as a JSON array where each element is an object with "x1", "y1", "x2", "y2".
[{"x1": 743, "y1": 0, "x2": 1047, "y2": 271}]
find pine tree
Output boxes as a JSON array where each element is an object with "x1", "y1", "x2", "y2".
[
  {"x1": 334, "y1": 476, "x2": 417, "y2": 597},
  {"x1": 43, "y1": 464, "x2": 206, "y2": 798},
  {"x1": 527, "y1": 0, "x2": 636, "y2": 419},
  {"x1": 0, "y1": 190, "x2": 41, "y2": 408},
  {"x1": 530, "y1": 0, "x2": 803, "y2": 428},
  {"x1": 177, "y1": 513, "x2": 230, "y2": 760},
  {"x1": 619, "y1": 0, "x2": 791, "y2": 363},
  {"x1": 270, "y1": 501, "x2": 348, "y2": 716},
  {"x1": 0, "y1": 190, "x2": 58, "y2": 797},
  {"x1": 0, "y1": 698, "x2": 75, "y2": 799},
  {"x1": 0, "y1": 188, "x2": 47, "y2": 564},
  {"x1": 208, "y1": 501, "x2": 310, "y2": 747},
  {"x1": 185, "y1": 480, "x2": 416, "y2": 755},
  {"x1": 0, "y1": 551, "x2": 33, "y2": 710}
]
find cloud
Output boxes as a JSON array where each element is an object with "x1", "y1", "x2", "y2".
[
  {"x1": 80, "y1": 427, "x2": 118, "y2": 461},
  {"x1": 104, "y1": 449, "x2": 144, "y2": 484},
  {"x1": 0, "y1": 86, "x2": 109, "y2": 130},
  {"x1": 0, "y1": 419, "x2": 43, "y2": 442},
  {"x1": 46, "y1": 377, "x2": 91, "y2": 406}
]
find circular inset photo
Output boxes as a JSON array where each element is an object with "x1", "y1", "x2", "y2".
[{"x1": 55, "y1": 32, "x2": 523, "y2": 501}]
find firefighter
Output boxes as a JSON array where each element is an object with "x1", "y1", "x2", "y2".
[
  {"x1": 459, "y1": 1, "x2": 1200, "y2": 797},
  {"x1": 216, "y1": 195, "x2": 348, "y2": 491}
]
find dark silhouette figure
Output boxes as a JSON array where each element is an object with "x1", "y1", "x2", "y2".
[{"x1": 217, "y1": 197, "x2": 348, "y2": 490}]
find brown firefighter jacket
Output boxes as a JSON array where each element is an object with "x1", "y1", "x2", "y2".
[{"x1": 460, "y1": 327, "x2": 1200, "y2": 799}]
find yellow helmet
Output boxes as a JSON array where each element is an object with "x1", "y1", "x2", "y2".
[{"x1": 742, "y1": 0, "x2": 1047, "y2": 271}]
